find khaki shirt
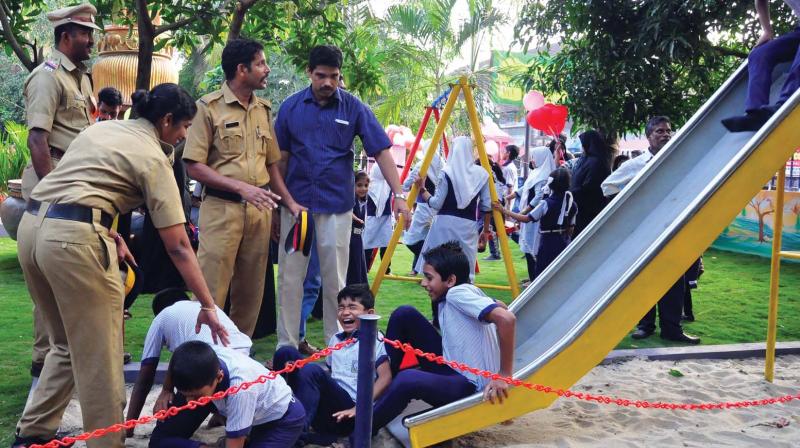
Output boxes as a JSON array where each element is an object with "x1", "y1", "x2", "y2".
[
  {"x1": 183, "y1": 82, "x2": 281, "y2": 186},
  {"x1": 23, "y1": 49, "x2": 93, "y2": 152},
  {"x1": 32, "y1": 118, "x2": 186, "y2": 229}
]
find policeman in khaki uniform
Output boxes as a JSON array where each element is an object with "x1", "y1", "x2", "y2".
[
  {"x1": 184, "y1": 38, "x2": 288, "y2": 337},
  {"x1": 13, "y1": 83, "x2": 229, "y2": 447},
  {"x1": 21, "y1": 3, "x2": 98, "y2": 380}
]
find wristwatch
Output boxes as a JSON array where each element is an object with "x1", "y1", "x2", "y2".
[{"x1": 393, "y1": 192, "x2": 408, "y2": 201}]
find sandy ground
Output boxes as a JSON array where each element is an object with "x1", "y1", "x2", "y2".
[{"x1": 54, "y1": 355, "x2": 800, "y2": 447}]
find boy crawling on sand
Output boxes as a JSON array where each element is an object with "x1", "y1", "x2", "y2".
[
  {"x1": 371, "y1": 241, "x2": 517, "y2": 431},
  {"x1": 149, "y1": 341, "x2": 305, "y2": 448}
]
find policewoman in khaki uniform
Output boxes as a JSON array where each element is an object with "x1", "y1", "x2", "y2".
[
  {"x1": 13, "y1": 84, "x2": 230, "y2": 448},
  {"x1": 184, "y1": 38, "x2": 288, "y2": 337},
  {"x1": 21, "y1": 3, "x2": 98, "y2": 378}
]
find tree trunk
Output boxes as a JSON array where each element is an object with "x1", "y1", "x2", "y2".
[
  {"x1": 228, "y1": 0, "x2": 257, "y2": 42},
  {"x1": 135, "y1": 0, "x2": 155, "y2": 91},
  {"x1": 758, "y1": 215, "x2": 766, "y2": 243}
]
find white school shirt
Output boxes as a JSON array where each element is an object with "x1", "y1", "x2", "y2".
[
  {"x1": 141, "y1": 301, "x2": 252, "y2": 364},
  {"x1": 212, "y1": 347, "x2": 294, "y2": 438},
  {"x1": 326, "y1": 331, "x2": 389, "y2": 401},
  {"x1": 601, "y1": 150, "x2": 652, "y2": 197},
  {"x1": 438, "y1": 284, "x2": 501, "y2": 390},
  {"x1": 501, "y1": 161, "x2": 519, "y2": 197}
]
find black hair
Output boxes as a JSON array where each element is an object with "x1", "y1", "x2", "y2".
[
  {"x1": 337, "y1": 283, "x2": 375, "y2": 309},
  {"x1": 422, "y1": 241, "x2": 470, "y2": 286},
  {"x1": 98, "y1": 87, "x2": 123, "y2": 107},
  {"x1": 152, "y1": 287, "x2": 191, "y2": 316},
  {"x1": 221, "y1": 38, "x2": 264, "y2": 81},
  {"x1": 547, "y1": 134, "x2": 567, "y2": 154},
  {"x1": 579, "y1": 129, "x2": 614, "y2": 169},
  {"x1": 505, "y1": 144, "x2": 519, "y2": 161},
  {"x1": 54, "y1": 23, "x2": 82, "y2": 45},
  {"x1": 308, "y1": 45, "x2": 343, "y2": 71},
  {"x1": 612, "y1": 154, "x2": 630, "y2": 171},
  {"x1": 170, "y1": 341, "x2": 220, "y2": 392},
  {"x1": 645, "y1": 116, "x2": 671, "y2": 137},
  {"x1": 548, "y1": 167, "x2": 571, "y2": 194},
  {"x1": 355, "y1": 170, "x2": 369, "y2": 183},
  {"x1": 132, "y1": 83, "x2": 197, "y2": 125}
]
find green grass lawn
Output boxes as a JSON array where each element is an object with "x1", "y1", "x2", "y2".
[{"x1": 0, "y1": 236, "x2": 798, "y2": 443}]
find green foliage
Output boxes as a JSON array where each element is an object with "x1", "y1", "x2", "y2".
[
  {"x1": 513, "y1": 0, "x2": 797, "y2": 138},
  {"x1": 0, "y1": 122, "x2": 29, "y2": 195},
  {"x1": 0, "y1": 56, "x2": 26, "y2": 124}
]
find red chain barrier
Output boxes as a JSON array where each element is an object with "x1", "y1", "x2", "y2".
[
  {"x1": 29, "y1": 336, "x2": 800, "y2": 448},
  {"x1": 29, "y1": 339, "x2": 356, "y2": 448},
  {"x1": 381, "y1": 338, "x2": 800, "y2": 411}
]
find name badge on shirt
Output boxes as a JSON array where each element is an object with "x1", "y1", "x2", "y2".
[
  {"x1": 224, "y1": 121, "x2": 240, "y2": 129},
  {"x1": 335, "y1": 118, "x2": 350, "y2": 126}
]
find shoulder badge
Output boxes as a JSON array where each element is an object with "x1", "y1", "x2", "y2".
[{"x1": 43, "y1": 60, "x2": 60, "y2": 72}]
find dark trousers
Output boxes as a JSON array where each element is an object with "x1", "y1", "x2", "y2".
[
  {"x1": 524, "y1": 253, "x2": 537, "y2": 282},
  {"x1": 365, "y1": 247, "x2": 390, "y2": 273},
  {"x1": 637, "y1": 275, "x2": 685, "y2": 337},
  {"x1": 149, "y1": 392, "x2": 305, "y2": 448},
  {"x1": 746, "y1": 26, "x2": 800, "y2": 112},
  {"x1": 272, "y1": 347, "x2": 355, "y2": 445},
  {"x1": 683, "y1": 258, "x2": 703, "y2": 319},
  {"x1": 407, "y1": 241, "x2": 425, "y2": 272},
  {"x1": 372, "y1": 306, "x2": 476, "y2": 432}
]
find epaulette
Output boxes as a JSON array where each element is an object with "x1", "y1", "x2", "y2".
[
  {"x1": 257, "y1": 96, "x2": 272, "y2": 109},
  {"x1": 43, "y1": 60, "x2": 60, "y2": 72},
  {"x1": 199, "y1": 90, "x2": 224, "y2": 105}
]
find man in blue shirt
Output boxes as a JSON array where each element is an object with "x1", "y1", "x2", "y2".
[{"x1": 272, "y1": 45, "x2": 408, "y2": 348}]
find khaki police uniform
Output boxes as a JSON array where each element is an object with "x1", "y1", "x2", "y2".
[
  {"x1": 183, "y1": 82, "x2": 281, "y2": 337},
  {"x1": 21, "y1": 5, "x2": 96, "y2": 375},
  {"x1": 16, "y1": 118, "x2": 185, "y2": 448}
]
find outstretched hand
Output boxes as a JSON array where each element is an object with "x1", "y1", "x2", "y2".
[{"x1": 196, "y1": 308, "x2": 230, "y2": 346}]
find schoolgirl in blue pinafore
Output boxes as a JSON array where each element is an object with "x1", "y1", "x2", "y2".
[
  {"x1": 529, "y1": 185, "x2": 578, "y2": 277},
  {"x1": 415, "y1": 137, "x2": 491, "y2": 279},
  {"x1": 347, "y1": 172, "x2": 369, "y2": 285},
  {"x1": 363, "y1": 163, "x2": 393, "y2": 271}
]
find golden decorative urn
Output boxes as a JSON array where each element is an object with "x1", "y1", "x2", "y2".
[{"x1": 92, "y1": 25, "x2": 179, "y2": 107}]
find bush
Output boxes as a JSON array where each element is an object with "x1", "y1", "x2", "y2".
[{"x1": 0, "y1": 122, "x2": 30, "y2": 196}]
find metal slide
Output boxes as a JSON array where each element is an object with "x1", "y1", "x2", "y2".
[{"x1": 400, "y1": 62, "x2": 800, "y2": 447}]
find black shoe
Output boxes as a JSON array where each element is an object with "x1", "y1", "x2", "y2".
[
  {"x1": 11, "y1": 435, "x2": 55, "y2": 448},
  {"x1": 661, "y1": 332, "x2": 701, "y2": 344},
  {"x1": 721, "y1": 107, "x2": 776, "y2": 132},
  {"x1": 681, "y1": 314, "x2": 695, "y2": 322},
  {"x1": 631, "y1": 329, "x2": 654, "y2": 340}
]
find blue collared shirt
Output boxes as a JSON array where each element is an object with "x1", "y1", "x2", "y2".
[{"x1": 274, "y1": 86, "x2": 391, "y2": 213}]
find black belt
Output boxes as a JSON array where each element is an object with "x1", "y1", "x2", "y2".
[
  {"x1": 26, "y1": 200, "x2": 114, "y2": 229},
  {"x1": 540, "y1": 228, "x2": 567, "y2": 234},
  {"x1": 205, "y1": 184, "x2": 269, "y2": 203}
]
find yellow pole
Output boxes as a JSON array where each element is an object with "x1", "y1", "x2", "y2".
[
  {"x1": 371, "y1": 84, "x2": 463, "y2": 298},
  {"x1": 460, "y1": 76, "x2": 521, "y2": 298},
  {"x1": 765, "y1": 167, "x2": 786, "y2": 382}
]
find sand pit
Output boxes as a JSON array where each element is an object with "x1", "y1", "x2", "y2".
[{"x1": 54, "y1": 355, "x2": 799, "y2": 447}]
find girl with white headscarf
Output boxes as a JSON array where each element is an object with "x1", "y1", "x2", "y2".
[
  {"x1": 415, "y1": 136, "x2": 492, "y2": 279},
  {"x1": 363, "y1": 163, "x2": 394, "y2": 270},
  {"x1": 402, "y1": 140, "x2": 444, "y2": 274},
  {"x1": 508, "y1": 146, "x2": 556, "y2": 281}
]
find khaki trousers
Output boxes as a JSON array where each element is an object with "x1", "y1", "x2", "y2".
[
  {"x1": 16, "y1": 207, "x2": 125, "y2": 448},
  {"x1": 22, "y1": 158, "x2": 60, "y2": 368},
  {"x1": 276, "y1": 208, "x2": 350, "y2": 348},
  {"x1": 197, "y1": 195, "x2": 270, "y2": 336}
]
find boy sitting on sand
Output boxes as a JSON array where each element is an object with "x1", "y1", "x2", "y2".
[
  {"x1": 371, "y1": 241, "x2": 517, "y2": 431},
  {"x1": 272, "y1": 284, "x2": 392, "y2": 445},
  {"x1": 149, "y1": 341, "x2": 305, "y2": 448}
]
